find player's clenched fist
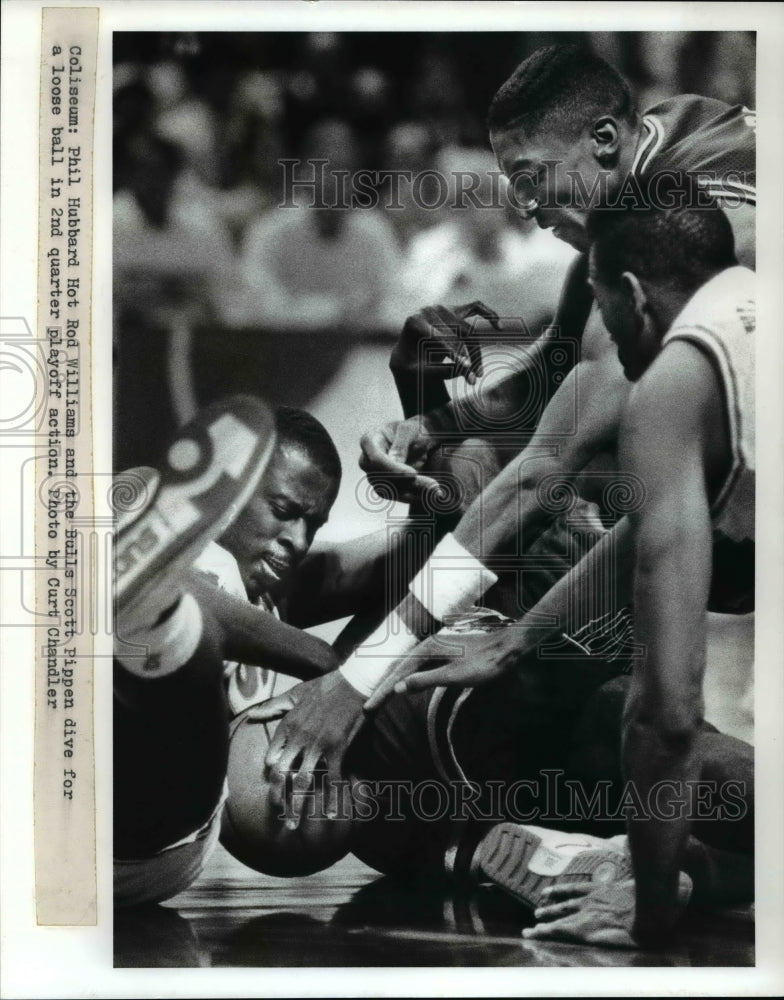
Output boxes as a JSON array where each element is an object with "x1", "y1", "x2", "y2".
[{"x1": 390, "y1": 300, "x2": 501, "y2": 384}]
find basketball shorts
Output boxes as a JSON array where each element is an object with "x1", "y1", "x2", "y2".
[{"x1": 114, "y1": 781, "x2": 228, "y2": 907}]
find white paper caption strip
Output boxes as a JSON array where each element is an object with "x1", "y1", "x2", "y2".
[{"x1": 34, "y1": 5, "x2": 99, "y2": 926}]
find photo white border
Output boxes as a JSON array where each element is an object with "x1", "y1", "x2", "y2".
[{"x1": 2, "y1": 1, "x2": 782, "y2": 996}]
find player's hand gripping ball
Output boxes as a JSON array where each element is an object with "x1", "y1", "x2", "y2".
[{"x1": 221, "y1": 707, "x2": 355, "y2": 877}]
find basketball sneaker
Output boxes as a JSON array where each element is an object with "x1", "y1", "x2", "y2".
[
  {"x1": 474, "y1": 823, "x2": 632, "y2": 911},
  {"x1": 115, "y1": 395, "x2": 276, "y2": 638}
]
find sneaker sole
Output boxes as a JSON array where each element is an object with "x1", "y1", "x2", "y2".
[
  {"x1": 115, "y1": 395, "x2": 276, "y2": 618},
  {"x1": 478, "y1": 823, "x2": 632, "y2": 911}
]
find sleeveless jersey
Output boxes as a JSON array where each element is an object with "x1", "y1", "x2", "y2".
[
  {"x1": 661, "y1": 266, "x2": 755, "y2": 543},
  {"x1": 632, "y1": 94, "x2": 756, "y2": 205},
  {"x1": 633, "y1": 92, "x2": 756, "y2": 245},
  {"x1": 194, "y1": 540, "x2": 280, "y2": 713},
  {"x1": 576, "y1": 95, "x2": 756, "y2": 357}
]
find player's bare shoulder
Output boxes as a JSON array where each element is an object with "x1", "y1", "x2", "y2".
[{"x1": 623, "y1": 341, "x2": 721, "y2": 463}]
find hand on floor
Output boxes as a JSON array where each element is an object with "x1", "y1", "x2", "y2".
[
  {"x1": 523, "y1": 879, "x2": 639, "y2": 949},
  {"x1": 522, "y1": 871, "x2": 692, "y2": 950}
]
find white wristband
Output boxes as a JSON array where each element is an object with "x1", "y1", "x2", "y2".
[
  {"x1": 339, "y1": 611, "x2": 419, "y2": 697},
  {"x1": 115, "y1": 592, "x2": 203, "y2": 678},
  {"x1": 408, "y1": 532, "x2": 498, "y2": 624}
]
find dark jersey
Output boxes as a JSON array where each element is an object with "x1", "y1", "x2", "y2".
[
  {"x1": 553, "y1": 94, "x2": 757, "y2": 357},
  {"x1": 632, "y1": 94, "x2": 756, "y2": 205},
  {"x1": 548, "y1": 95, "x2": 757, "y2": 612}
]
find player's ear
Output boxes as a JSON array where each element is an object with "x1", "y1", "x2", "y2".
[
  {"x1": 591, "y1": 117, "x2": 620, "y2": 167},
  {"x1": 621, "y1": 271, "x2": 647, "y2": 321}
]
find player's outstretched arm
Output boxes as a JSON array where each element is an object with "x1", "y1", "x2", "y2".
[
  {"x1": 619, "y1": 343, "x2": 716, "y2": 946},
  {"x1": 364, "y1": 515, "x2": 635, "y2": 708},
  {"x1": 451, "y1": 350, "x2": 628, "y2": 557},
  {"x1": 188, "y1": 571, "x2": 339, "y2": 680}
]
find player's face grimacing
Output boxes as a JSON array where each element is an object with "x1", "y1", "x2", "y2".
[{"x1": 220, "y1": 443, "x2": 336, "y2": 602}]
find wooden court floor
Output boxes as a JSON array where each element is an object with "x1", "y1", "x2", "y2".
[{"x1": 114, "y1": 844, "x2": 754, "y2": 969}]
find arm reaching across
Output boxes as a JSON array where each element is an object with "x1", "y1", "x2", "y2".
[
  {"x1": 450, "y1": 349, "x2": 627, "y2": 557},
  {"x1": 364, "y1": 516, "x2": 635, "y2": 709}
]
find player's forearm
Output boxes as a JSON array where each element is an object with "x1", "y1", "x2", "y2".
[
  {"x1": 624, "y1": 521, "x2": 710, "y2": 941},
  {"x1": 418, "y1": 359, "x2": 551, "y2": 440},
  {"x1": 189, "y1": 574, "x2": 339, "y2": 679},
  {"x1": 224, "y1": 614, "x2": 338, "y2": 680},
  {"x1": 287, "y1": 527, "x2": 432, "y2": 628},
  {"x1": 392, "y1": 368, "x2": 451, "y2": 419},
  {"x1": 624, "y1": 715, "x2": 698, "y2": 945},
  {"x1": 452, "y1": 452, "x2": 567, "y2": 558},
  {"x1": 337, "y1": 541, "x2": 495, "y2": 697}
]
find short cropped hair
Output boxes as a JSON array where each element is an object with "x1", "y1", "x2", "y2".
[
  {"x1": 487, "y1": 44, "x2": 636, "y2": 138},
  {"x1": 274, "y1": 406, "x2": 342, "y2": 491},
  {"x1": 588, "y1": 194, "x2": 737, "y2": 294}
]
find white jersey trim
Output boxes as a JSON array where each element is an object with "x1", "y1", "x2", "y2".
[
  {"x1": 632, "y1": 116, "x2": 664, "y2": 176},
  {"x1": 632, "y1": 111, "x2": 756, "y2": 206},
  {"x1": 661, "y1": 324, "x2": 744, "y2": 519}
]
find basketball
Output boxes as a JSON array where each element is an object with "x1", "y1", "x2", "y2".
[{"x1": 221, "y1": 707, "x2": 355, "y2": 877}]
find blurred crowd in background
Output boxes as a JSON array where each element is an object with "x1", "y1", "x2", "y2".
[{"x1": 113, "y1": 30, "x2": 755, "y2": 475}]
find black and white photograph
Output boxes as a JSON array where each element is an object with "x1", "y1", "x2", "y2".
[
  {"x1": 112, "y1": 24, "x2": 758, "y2": 969},
  {"x1": 2, "y1": 2, "x2": 784, "y2": 997}
]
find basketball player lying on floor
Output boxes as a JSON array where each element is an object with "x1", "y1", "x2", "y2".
[
  {"x1": 315, "y1": 200, "x2": 751, "y2": 950},
  {"x1": 114, "y1": 403, "x2": 439, "y2": 906}
]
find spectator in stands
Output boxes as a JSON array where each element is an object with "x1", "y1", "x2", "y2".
[
  {"x1": 382, "y1": 121, "x2": 444, "y2": 249},
  {"x1": 219, "y1": 72, "x2": 287, "y2": 244},
  {"x1": 114, "y1": 132, "x2": 234, "y2": 324},
  {"x1": 409, "y1": 44, "x2": 470, "y2": 148},
  {"x1": 114, "y1": 132, "x2": 237, "y2": 465},
  {"x1": 386, "y1": 148, "x2": 576, "y2": 333},
  {"x1": 285, "y1": 33, "x2": 352, "y2": 146},
  {"x1": 229, "y1": 119, "x2": 400, "y2": 333}
]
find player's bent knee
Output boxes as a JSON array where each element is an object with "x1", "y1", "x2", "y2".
[{"x1": 221, "y1": 708, "x2": 354, "y2": 877}]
